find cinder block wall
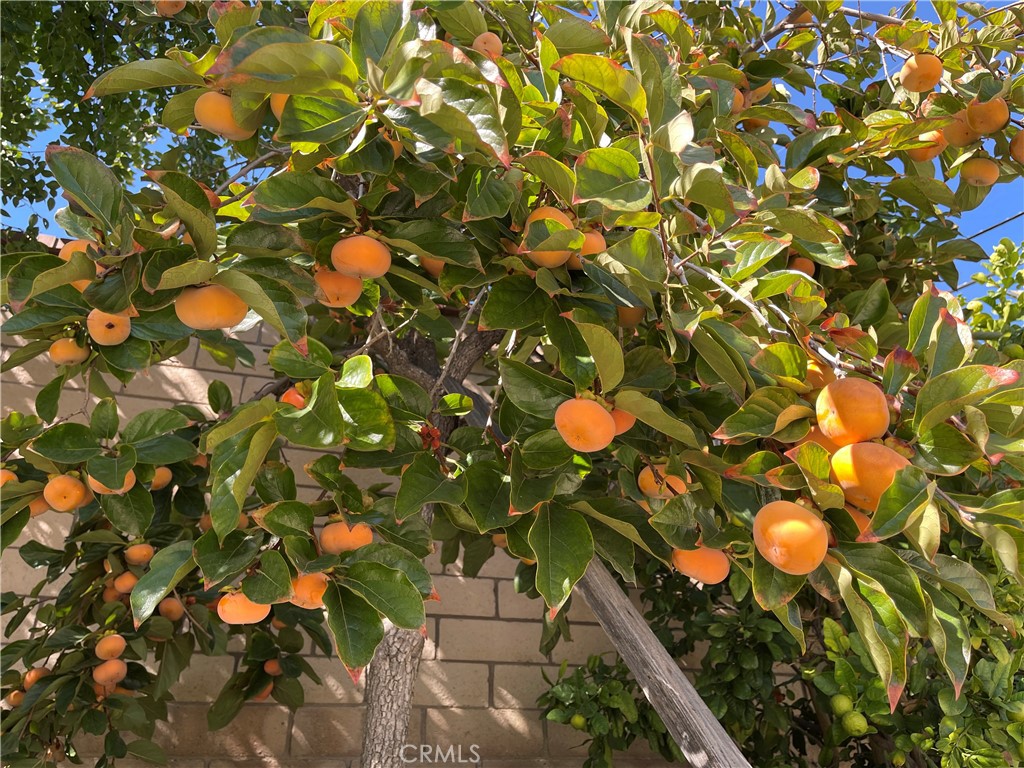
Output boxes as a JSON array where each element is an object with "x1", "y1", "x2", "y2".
[{"x1": 2, "y1": 322, "x2": 670, "y2": 767}]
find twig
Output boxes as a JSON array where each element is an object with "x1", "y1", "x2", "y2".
[
  {"x1": 965, "y1": 211, "x2": 1024, "y2": 241},
  {"x1": 678, "y1": 261, "x2": 787, "y2": 337},
  {"x1": 430, "y1": 287, "x2": 488, "y2": 403},
  {"x1": 214, "y1": 149, "x2": 290, "y2": 195}
]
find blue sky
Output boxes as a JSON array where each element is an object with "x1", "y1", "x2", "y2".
[{"x1": 3, "y1": 4, "x2": 1022, "y2": 299}]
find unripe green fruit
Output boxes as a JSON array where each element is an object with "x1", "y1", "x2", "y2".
[
  {"x1": 940, "y1": 715, "x2": 958, "y2": 732},
  {"x1": 830, "y1": 693, "x2": 854, "y2": 715},
  {"x1": 1002, "y1": 343, "x2": 1024, "y2": 360},
  {"x1": 842, "y1": 711, "x2": 869, "y2": 736},
  {"x1": 892, "y1": 752, "x2": 907, "y2": 767},
  {"x1": 1005, "y1": 701, "x2": 1024, "y2": 723},
  {"x1": 570, "y1": 713, "x2": 587, "y2": 730}
]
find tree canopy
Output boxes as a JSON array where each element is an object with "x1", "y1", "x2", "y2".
[{"x1": 1, "y1": 2, "x2": 1023, "y2": 767}]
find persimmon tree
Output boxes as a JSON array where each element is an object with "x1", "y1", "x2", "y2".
[{"x1": 2, "y1": 2, "x2": 1023, "y2": 767}]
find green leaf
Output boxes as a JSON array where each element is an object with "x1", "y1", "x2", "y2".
[
  {"x1": 529, "y1": 505, "x2": 594, "y2": 611},
  {"x1": 215, "y1": 36, "x2": 358, "y2": 93},
  {"x1": 521, "y1": 430, "x2": 574, "y2": 470},
  {"x1": 481, "y1": 275, "x2": 554, "y2": 330},
  {"x1": 432, "y1": 2, "x2": 487, "y2": 39},
  {"x1": 833, "y1": 543, "x2": 929, "y2": 635},
  {"x1": 517, "y1": 152, "x2": 576, "y2": 207},
  {"x1": 275, "y1": 373, "x2": 344, "y2": 448},
  {"x1": 351, "y1": 0, "x2": 404, "y2": 77},
  {"x1": 123, "y1": 412, "x2": 189, "y2": 445},
  {"x1": 712, "y1": 387, "x2": 813, "y2": 442},
  {"x1": 248, "y1": 171, "x2": 357, "y2": 223},
  {"x1": 752, "y1": 548, "x2": 806, "y2": 610},
  {"x1": 544, "y1": 17, "x2": 611, "y2": 55},
  {"x1": 194, "y1": 530, "x2": 261, "y2": 589},
  {"x1": 914, "y1": 365, "x2": 1019, "y2": 434},
  {"x1": 129, "y1": 541, "x2": 196, "y2": 625},
  {"x1": 125, "y1": 739, "x2": 167, "y2": 765},
  {"x1": 323, "y1": 581, "x2": 384, "y2": 670},
  {"x1": 463, "y1": 461, "x2": 515, "y2": 532},
  {"x1": 267, "y1": 338, "x2": 333, "y2": 379},
  {"x1": 464, "y1": 168, "x2": 516, "y2": 221},
  {"x1": 87, "y1": 447, "x2": 137, "y2": 492},
  {"x1": 242, "y1": 550, "x2": 293, "y2": 604},
  {"x1": 25, "y1": 252, "x2": 96, "y2": 301},
  {"x1": 337, "y1": 388, "x2": 396, "y2": 451},
  {"x1": 277, "y1": 96, "x2": 367, "y2": 144},
  {"x1": 339, "y1": 355, "x2": 373, "y2": 388},
  {"x1": 575, "y1": 322, "x2": 624, "y2": 391},
  {"x1": 90, "y1": 398, "x2": 119, "y2": 440},
  {"x1": 921, "y1": 582, "x2": 970, "y2": 698},
  {"x1": 210, "y1": 422, "x2": 277, "y2": 541},
  {"x1": 252, "y1": 501, "x2": 314, "y2": 538},
  {"x1": 915, "y1": 424, "x2": 982, "y2": 476},
  {"x1": 860, "y1": 467, "x2": 933, "y2": 542},
  {"x1": 30, "y1": 423, "x2": 102, "y2": 463},
  {"x1": 749, "y1": 343, "x2": 809, "y2": 389},
  {"x1": 87, "y1": 59, "x2": 205, "y2": 97},
  {"x1": 552, "y1": 54, "x2": 647, "y2": 122},
  {"x1": 97, "y1": 485, "x2": 154, "y2": 537},
  {"x1": 497, "y1": 359, "x2": 574, "y2": 418},
  {"x1": 394, "y1": 454, "x2": 466, "y2": 521},
  {"x1": 415, "y1": 78, "x2": 510, "y2": 166},
  {"x1": 45, "y1": 146, "x2": 123, "y2": 231},
  {"x1": 343, "y1": 561, "x2": 425, "y2": 630},
  {"x1": 573, "y1": 148, "x2": 652, "y2": 212},
  {"x1": 674, "y1": 163, "x2": 733, "y2": 212},
  {"x1": 145, "y1": 171, "x2": 217, "y2": 258},
  {"x1": 611, "y1": 390, "x2": 701, "y2": 447},
  {"x1": 544, "y1": 306, "x2": 596, "y2": 390}
]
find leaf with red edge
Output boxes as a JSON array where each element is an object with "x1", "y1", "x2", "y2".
[
  {"x1": 921, "y1": 582, "x2": 970, "y2": 698},
  {"x1": 928, "y1": 309, "x2": 973, "y2": 377},
  {"x1": 914, "y1": 365, "x2": 1020, "y2": 434},
  {"x1": 882, "y1": 346, "x2": 920, "y2": 396}
]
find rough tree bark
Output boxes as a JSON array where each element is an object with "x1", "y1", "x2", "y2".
[{"x1": 360, "y1": 328, "x2": 503, "y2": 767}]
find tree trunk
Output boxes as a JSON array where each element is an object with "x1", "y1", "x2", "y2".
[
  {"x1": 360, "y1": 623, "x2": 426, "y2": 768},
  {"x1": 576, "y1": 559, "x2": 752, "y2": 768}
]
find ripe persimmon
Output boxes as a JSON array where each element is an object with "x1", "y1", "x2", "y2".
[
  {"x1": 815, "y1": 378, "x2": 889, "y2": 446},
  {"x1": 91, "y1": 659, "x2": 127, "y2": 686},
  {"x1": 610, "y1": 408, "x2": 636, "y2": 435},
  {"x1": 193, "y1": 91, "x2": 256, "y2": 142},
  {"x1": 49, "y1": 338, "x2": 90, "y2": 366},
  {"x1": 899, "y1": 52, "x2": 943, "y2": 92},
  {"x1": 58, "y1": 239, "x2": 99, "y2": 291},
  {"x1": 88, "y1": 470, "x2": 136, "y2": 496},
  {"x1": 158, "y1": 597, "x2": 185, "y2": 621},
  {"x1": 29, "y1": 496, "x2": 50, "y2": 517},
  {"x1": 616, "y1": 305, "x2": 646, "y2": 328},
  {"x1": 24, "y1": 667, "x2": 51, "y2": 689},
  {"x1": 102, "y1": 585, "x2": 122, "y2": 603},
  {"x1": 253, "y1": 682, "x2": 273, "y2": 701},
  {"x1": 491, "y1": 533, "x2": 508, "y2": 548},
  {"x1": 112, "y1": 571, "x2": 138, "y2": 594},
  {"x1": 280, "y1": 387, "x2": 306, "y2": 409},
  {"x1": 523, "y1": 206, "x2": 575, "y2": 268},
  {"x1": 270, "y1": 93, "x2": 289, "y2": 121},
  {"x1": 789, "y1": 257, "x2": 815, "y2": 276},
  {"x1": 554, "y1": 397, "x2": 616, "y2": 453},
  {"x1": 330, "y1": 235, "x2": 392, "y2": 278},
  {"x1": 960, "y1": 157, "x2": 1000, "y2": 187},
  {"x1": 6, "y1": 690, "x2": 25, "y2": 707},
  {"x1": 151, "y1": 466, "x2": 173, "y2": 491},
  {"x1": 471, "y1": 31, "x2": 503, "y2": 57},
  {"x1": 1011, "y1": 131, "x2": 1024, "y2": 164},
  {"x1": 637, "y1": 464, "x2": 688, "y2": 499},
  {"x1": 217, "y1": 592, "x2": 271, "y2": 625},
  {"x1": 805, "y1": 357, "x2": 836, "y2": 390},
  {"x1": 831, "y1": 442, "x2": 911, "y2": 512},
  {"x1": 320, "y1": 521, "x2": 373, "y2": 554},
  {"x1": 741, "y1": 117, "x2": 769, "y2": 131},
  {"x1": 753, "y1": 500, "x2": 829, "y2": 575},
  {"x1": 43, "y1": 475, "x2": 87, "y2": 512},
  {"x1": 846, "y1": 505, "x2": 872, "y2": 535},
  {"x1": 0, "y1": 468, "x2": 16, "y2": 486},
  {"x1": 906, "y1": 129, "x2": 948, "y2": 162},
  {"x1": 175, "y1": 285, "x2": 248, "y2": 330},
  {"x1": 966, "y1": 96, "x2": 1010, "y2": 135},
  {"x1": 420, "y1": 256, "x2": 444, "y2": 278},
  {"x1": 95, "y1": 634, "x2": 126, "y2": 660},
  {"x1": 124, "y1": 543, "x2": 154, "y2": 566},
  {"x1": 290, "y1": 572, "x2": 329, "y2": 609},
  {"x1": 263, "y1": 659, "x2": 283, "y2": 676},
  {"x1": 567, "y1": 230, "x2": 606, "y2": 270},
  {"x1": 796, "y1": 425, "x2": 841, "y2": 455},
  {"x1": 155, "y1": 0, "x2": 186, "y2": 16},
  {"x1": 671, "y1": 546, "x2": 730, "y2": 584},
  {"x1": 86, "y1": 309, "x2": 131, "y2": 346},
  {"x1": 942, "y1": 111, "x2": 981, "y2": 148},
  {"x1": 314, "y1": 270, "x2": 363, "y2": 308}
]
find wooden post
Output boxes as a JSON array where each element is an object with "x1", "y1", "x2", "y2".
[{"x1": 576, "y1": 559, "x2": 752, "y2": 768}]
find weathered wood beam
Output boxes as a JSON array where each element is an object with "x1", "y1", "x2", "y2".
[{"x1": 576, "y1": 559, "x2": 752, "y2": 768}]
